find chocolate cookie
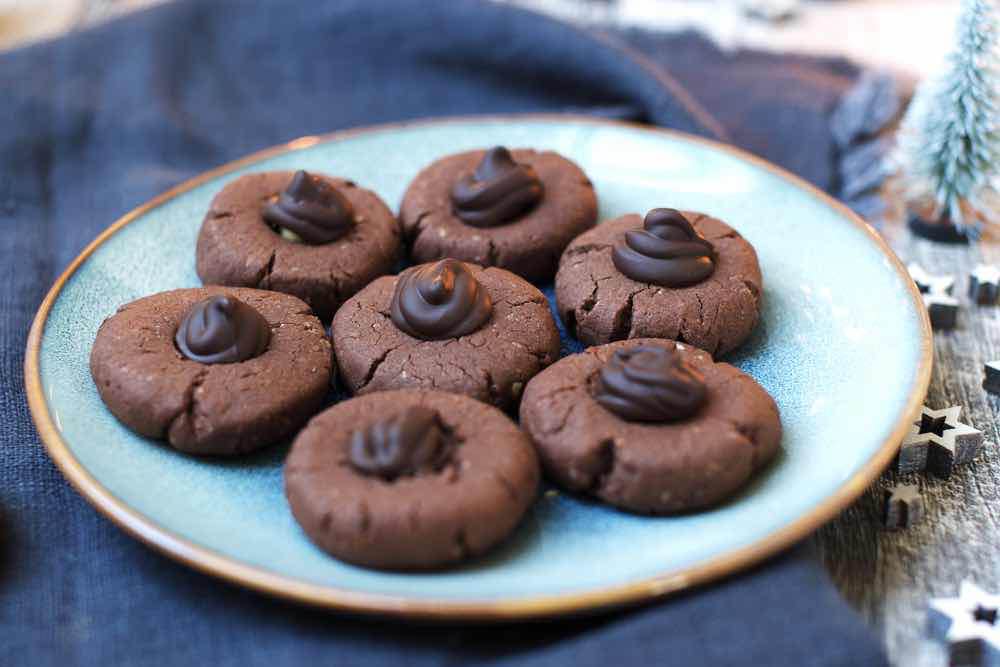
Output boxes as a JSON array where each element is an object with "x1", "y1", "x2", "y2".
[
  {"x1": 399, "y1": 147, "x2": 597, "y2": 282},
  {"x1": 90, "y1": 287, "x2": 332, "y2": 456},
  {"x1": 520, "y1": 338, "x2": 781, "y2": 514},
  {"x1": 331, "y1": 260, "x2": 560, "y2": 411},
  {"x1": 285, "y1": 389, "x2": 540, "y2": 570},
  {"x1": 196, "y1": 170, "x2": 401, "y2": 321},
  {"x1": 555, "y1": 209, "x2": 763, "y2": 355}
]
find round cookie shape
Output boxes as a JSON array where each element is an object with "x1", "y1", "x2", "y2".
[
  {"x1": 90, "y1": 287, "x2": 332, "y2": 456},
  {"x1": 555, "y1": 211, "x2": 762, "y2": 356},
  {"x1": 332, "y1": 262, "x2": 560, "y2": 411},
  {"x1": 399, "y1": 148, "x2": 598, "y2": 283},
  {"x1": 196, "y1": 171, "x2": 401, "y2": 321},
  {"x1": 285, "y1": 390, "x2": 540, "y2": 570},
  {"x1": 520, "y1": 338, "x2": 781, "y2": 514}
]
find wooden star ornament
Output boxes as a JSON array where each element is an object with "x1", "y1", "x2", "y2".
[
  {"x1": 970, "y1": 264, "x2": 1000, "y2": 305},
  {"x1": 908, "y1": 263, "x2": 959, "y2": 329},
  {"x1": 882, "y1": 483, "x2": 923, "y2": 530},
  {"x1": 984, "y1": 362, "x2": 1000, "y2": 395},
  {"x1": 897, "y1": 406, "x2": 983, "y2": 478},
  {"x1": 924, "y1": 292, "x2": 960, "y2": 329},
  {"x1": 909, "y1": 262, "x2": 956, "y2": 295},
  {"x1": 929, "y1": 581, "x2": 1000, "y2": 667}
]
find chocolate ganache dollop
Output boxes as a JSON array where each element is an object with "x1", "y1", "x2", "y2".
[
  {"x1": 390, "y1": 259, "x2": 493, "y2": 340},
  {"x1": 612, "y1": 208, "x2": 716, "y2": 287},
  {"x1": 262, "y1": 170, "x2": 355, "y2": 244},
  {"x1": 175, "y1": 295, "x2": 271, "y2": 364},
  {"x1": 450, "y1": 146, "x2": 544, "y2": 227},
  {"x1": 349, "y1": 406, "x2": 451, "y2": 480},
  {"x1": 593, "y1": 345, "x2": 707, "y2": 422}
]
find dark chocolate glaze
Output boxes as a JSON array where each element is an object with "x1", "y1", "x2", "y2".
[
  {"x1": 262, "y1": 170, "x2": 354, "y2": 244},
  {"x1": 450, "y1": 147, "x2": 544, "y2": 227},
  {"x1": 593, "y1": 345, "x2": 707, "y2": 422},
  {"x1": 390, "y1": 259, "x2": 493, "y2": 340},
  {"x1": 349, "y1": 406, "x2": 451, "y2": 480},
  {"x1": 612, "y1": 208, "x2": 716, "y2": 287},
  {"x1": 175, "y1": 295, "x2": 271, "y2": 364}
]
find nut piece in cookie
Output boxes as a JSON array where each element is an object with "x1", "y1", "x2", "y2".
[
  {"x1": 332, "y1": 261, "x2": 560, "y2": 411},
  {"x1": 520, "y1": 338, "x2": 781, "y2": 514},
  {"x1": 400, "y1": 147, "x2": 597, "y2": 282},
  {"x1": 285, "y1": 390, "x2": 540, "y2": 570},
  {"x1": 90, "y1": 287, "x2": 332, "y2": 456},
  {"x1": 196, "y1": 170, "x2": 401, "y2": 321},
  {"x1": 555, "y1": 209, "x2": 762, "y2": 356}
]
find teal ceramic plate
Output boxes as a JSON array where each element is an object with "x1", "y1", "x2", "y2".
[{"x1": 26, "y1": 115, "x2": 931, "y2": 620}]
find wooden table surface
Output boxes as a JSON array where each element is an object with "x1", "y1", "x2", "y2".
[
  {"x1": 815, "y1": 211, "x2": 1000, "y2": 667},
  {"x1": 3, "y1": 1, "x2": 987, "y2": 665}
]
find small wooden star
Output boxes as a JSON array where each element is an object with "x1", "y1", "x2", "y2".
[
  {"x1": 984, "y1": 362, "x2": 1000, "y2": 395},
  {"x1": 970, "y1": 264, "x2": 1000, "y2": 305},
  {"x1": 929, "y1": 581, "x2": 1000, "y2": 667},
  {"x1": 882, "y1": 484, "x2": 923, "y2": 530},
  {"x1": 897, "y1": 406, "x2": 983, "y2": 478},
  {"x1": 909, "y1": 262, "x2": 956, "y2": 295},
  {"x1": 924, "y1": 292, "x2": 960, "y2": 330}
]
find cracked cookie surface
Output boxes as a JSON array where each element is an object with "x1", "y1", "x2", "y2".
[
  {"x1": 89, "y1": 287, "x2": 331, "y2": 456},
  {"x1": 555, "y1": 212, "x2": 762, "y2": 356},
  {"x1": 285, "y1": 390, "x2": 540, "y2": 570},
  {"x1": 331, "y1": 263, "x2": 560, "y2": 411},
  {"x1": 196, "y1": 171, "x2": 401, "y2": 321},
  {"x1": 520, "y1": 339, "x2": 781, "y2": 514},
  {"x1": 399, "y1": 149, "x2": 597, "y2": 283}
]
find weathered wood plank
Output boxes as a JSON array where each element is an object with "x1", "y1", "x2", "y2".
[{"x1": 815, "y1": 213, "x2": 1000, "y2": 667}]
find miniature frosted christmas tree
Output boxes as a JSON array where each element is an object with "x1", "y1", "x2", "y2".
[{"x1": 894, "y1": 0, "x2": 1000, "y2": 241}]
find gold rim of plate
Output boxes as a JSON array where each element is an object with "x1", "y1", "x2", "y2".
[{"x1": 23, "y1": 114, "x2": 933, "y2": 621}]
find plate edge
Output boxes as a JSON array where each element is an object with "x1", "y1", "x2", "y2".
[{"x1": 23, "y1": 112, "x2": 934, "y2": 621}]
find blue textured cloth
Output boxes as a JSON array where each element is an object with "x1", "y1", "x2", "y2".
[{"x1": 1, "y1": 1, "x2": 888, "y2": 665}]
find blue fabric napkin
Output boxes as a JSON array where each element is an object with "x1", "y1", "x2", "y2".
[{"x1": 1, "y1": 1, "x2": 889, "y2": 665}]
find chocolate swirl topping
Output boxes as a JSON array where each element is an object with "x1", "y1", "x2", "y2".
[
  {"x1": 390, "y1": 259, "x2": 493, "y2": 340},
  {"x1": 612, "y1": 208, "x2": 716, "y2": 287},
  {"x1": 593, "y1": 345, "x2": 707, "y2": 422},
  {"x1": 349, "y1": 406, "x2": 451, "y2": 480},
  {"x1": 262, "y1": 170, "x2": 354, "y2": 244},
  {"x1": 175, "y1": 295, "x2": 271, "y2": 364},
  {"x1": 450, "y1": 146, "x2": 545, "y2": 227}
]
